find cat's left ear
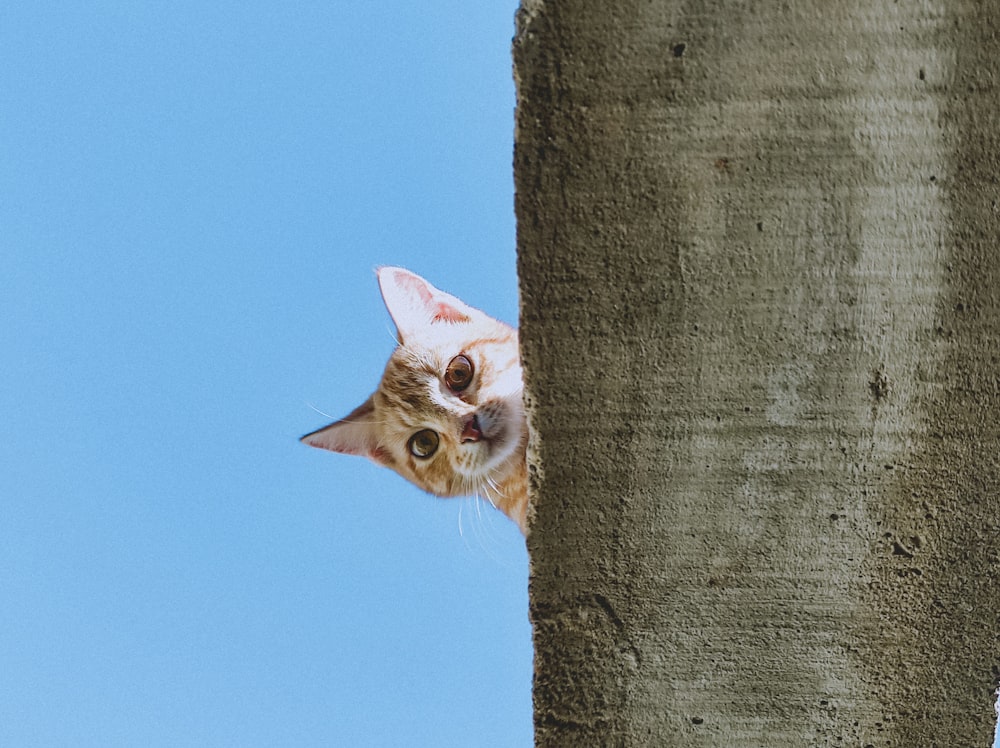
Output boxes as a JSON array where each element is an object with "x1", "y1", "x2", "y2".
[
  {"x1": 377, "y1": 266, "x2": 477, "y2": 343},
  {"x1": 300, "y1": 396, "x2": 392, "y2": 465}
]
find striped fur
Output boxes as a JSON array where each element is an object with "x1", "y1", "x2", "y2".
[{"x1": 302, "y1": 267, "x2": 528, "y2": 534}]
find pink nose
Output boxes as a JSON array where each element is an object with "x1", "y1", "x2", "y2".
[{"x1": 461, "y1": 415, "x2": 483, "y2": 443}]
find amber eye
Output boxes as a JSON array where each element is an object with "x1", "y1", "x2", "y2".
[
  {"x1": 444, "y1": 354, "x2": 474, "y2": 392},
  {"x1": 408, "y1": 429, "x2": 439, "y2": 459}
]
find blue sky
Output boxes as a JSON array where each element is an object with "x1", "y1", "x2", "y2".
[{"x1": 0, "y1": 2, "x2": 528, "y2": 746}]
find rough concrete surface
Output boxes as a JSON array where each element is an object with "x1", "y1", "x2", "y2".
[{"x1": 514, "y1": 1, "x2": 1000, "y2": 745}]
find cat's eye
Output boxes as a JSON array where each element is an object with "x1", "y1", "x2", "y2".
[
  {"x1": 444, "y1": 355, "x2": 474, "y2": 392},
  {"x1": 408, "y1": 429, "x2": 439, "y2": 459}
]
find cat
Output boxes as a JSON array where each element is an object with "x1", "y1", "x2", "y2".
[{"x1": 301, "y1": 267, "x2": 528, "y2": 534}]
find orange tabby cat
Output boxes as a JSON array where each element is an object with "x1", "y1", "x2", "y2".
[{"x1": 301, "y1": 267, "x2": 528, "y2": 534}]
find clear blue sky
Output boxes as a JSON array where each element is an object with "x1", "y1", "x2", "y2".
[{"x1": 0, "y1": 2, "x2": 528, "y2": 746}]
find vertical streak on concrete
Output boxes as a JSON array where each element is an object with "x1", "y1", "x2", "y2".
[
  {"x1": 515, "y1": 0, "x2": 1000, "y2": 745},
  {"x1": 862, "y1": 2, "x2": 1000, "y2": 743}
]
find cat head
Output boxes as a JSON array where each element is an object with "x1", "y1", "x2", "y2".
[{"x1": 302, "y1": 267, "x2": 525, "y2": 511}]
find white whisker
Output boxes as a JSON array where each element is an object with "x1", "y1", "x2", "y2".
[
  {"x1": 305, "y1": 402, "x2": 337, "y2": 420},
  {"x1": 383, "y1": 322, "x2": 400, "y2": 347}
]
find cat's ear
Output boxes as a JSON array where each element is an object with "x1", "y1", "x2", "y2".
[
  {"x1": 300, "y1": 396, "x2": 391, "y2": 465},
  {"x1": 377, "y1": 266, "x2": 476, "y2": 343}
]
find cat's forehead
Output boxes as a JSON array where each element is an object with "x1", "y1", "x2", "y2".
[
  {"x1": 381, "y1": 346, "x2": 438, "y2": 390},
  {"x1": 373, "y1": 343, "x2": 456, "y2": 422}
]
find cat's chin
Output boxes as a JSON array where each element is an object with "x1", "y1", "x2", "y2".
[
  {"x1": 480, "y1": 434, "x2": 515, "y2": 471},
  {"x1": 476, "y1": 412, "x2": 525, "y2": 476}
]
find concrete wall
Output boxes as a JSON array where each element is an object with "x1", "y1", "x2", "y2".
[{"x1": 514, "y1": 1, "x2": 1000, "y2": 744}]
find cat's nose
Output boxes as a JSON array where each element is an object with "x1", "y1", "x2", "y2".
[{"x1": 461, "y1": 415, "x2": 483, "y2": 443}]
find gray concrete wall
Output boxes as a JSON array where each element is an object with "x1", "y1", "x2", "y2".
[{"x1": 514, "y1": 1, "x2": 1000, "y2": 745}]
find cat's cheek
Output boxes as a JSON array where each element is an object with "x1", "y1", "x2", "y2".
[{"x1": 493, "y1": 364, "x2": 524, "y2": 399}]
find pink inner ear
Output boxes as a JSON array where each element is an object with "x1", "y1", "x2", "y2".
[
  {"x1": 394, "y1": 270, "x2": 470, "y2": 324},
  {"x1": 431, "y1": 301, "x2": 469, "y2": 323},
  {"x1": 395, "y1": 271, "x2": 435, "y2": 305}
]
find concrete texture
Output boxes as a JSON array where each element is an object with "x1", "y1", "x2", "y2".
[{"x1": 514, "y1": 1, "x2": 1000, "y2": 745}]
